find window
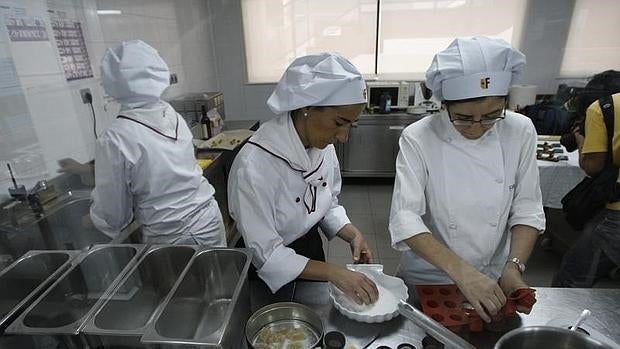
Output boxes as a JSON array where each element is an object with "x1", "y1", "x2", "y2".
[
  {"x1": 377, "y1": 0, "x2": 527, "y2": 80},
  {"x1": 559, "y1": 0, "x2": 620, "y2": 78},
  {"x1": 242, "y1": 0, "x2": 527, "y2": 83},
  {"x1": 242, "y1": 0, "x2": 377, "y2": 83}
]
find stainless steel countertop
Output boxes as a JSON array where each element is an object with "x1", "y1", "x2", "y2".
[
  {"x1": 195, "y1": 119, "x2": 259, "y2": 172},
  {"x1": 247, "y1": 281, "x2": 620, "y2": 349},
  {"x1": 222, "y1": 120, "x2": 260, "y2": 131}
]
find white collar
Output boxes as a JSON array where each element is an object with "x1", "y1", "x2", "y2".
[{"x1": 118, "y1": 101, "x2": 179, "y2": 140}]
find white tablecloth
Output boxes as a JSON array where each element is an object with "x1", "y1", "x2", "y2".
[{"x1": 537, "y1": 141, "x2": 585, "y2": 209}]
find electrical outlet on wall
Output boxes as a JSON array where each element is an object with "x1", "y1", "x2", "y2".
[
  {"x1": 80, "y1": 88, "x2": 92, "y2": 104},
  {"x1": 170, "y1": 73, "x2": 178, "y2": 84}
]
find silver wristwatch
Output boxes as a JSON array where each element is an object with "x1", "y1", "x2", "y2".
[{"x1": 507, "y1": 257, "x2": 526, "y2": 273}]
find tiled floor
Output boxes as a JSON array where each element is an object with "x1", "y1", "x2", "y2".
[
  {"x1": 326, "y1": 180, "x2": 401, "y2": 276},
  {"x1": 328, "y1": 179, "x2": 619, "y2": 288}
]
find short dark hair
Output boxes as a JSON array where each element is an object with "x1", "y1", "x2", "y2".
[
  {"x1": 290, "y1": 106, "x2": 329, "y2": 116},
  {"x1": 444, "y1": 95, "x2": 507, "y2": 106},
  {"x1": 585, "y1": 70, "x2": 620, "y2": 92},
  {"x1": 293, "y1": 104, "x2": 365, "y2": 114},
  {"x1": 571, "y1": 70, "x2": 620, "y2": 117}
]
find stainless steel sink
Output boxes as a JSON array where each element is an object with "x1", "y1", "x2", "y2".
[
  {"x1": 0, "y1": 190, "x2": 90, "y2": 228},
  {"x1": 82, "y1": 245, "x2": 197, "y2": 348},
  {"x1": 6, "y1": 244, "x2": 146, "y2": 336},
  {"x1": 38, "y1": 197, "x2": 112, "y2": 251},
  {"x1": 0, "y1": 250, "x2": 79, "y2": 333},
  {"x1": 1, "y1": 190, "x2": 138, "y2": 264},
  {"x1": 142, "y1": 248, "x2": 252, "y2": 348}
]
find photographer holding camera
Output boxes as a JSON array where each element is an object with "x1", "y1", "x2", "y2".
[
  {"x1": 553, "y1": 70, "x2": 620, "y2": 287},
  {"x1": 560, "y1": 71, "x2": 620, "y2": 151}
]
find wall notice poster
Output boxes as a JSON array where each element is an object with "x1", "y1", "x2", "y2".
[
  {"x1": 51, "y1": 19, "x2": 93, "y2": 81},
  {"x1": 4, "y1": 15, "x2": 49, "y2": 42}
]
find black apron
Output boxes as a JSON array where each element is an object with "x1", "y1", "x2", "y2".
[{"x1": 235, "y1": 223, "x2": 325, "y2": 283}]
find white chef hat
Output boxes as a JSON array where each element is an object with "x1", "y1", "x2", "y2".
[
  {"x1": 101, "y1": 40, "x2": 170, "y2": 109},
  {"x1": 425, "y1": 36, "x2": 526, "y2": 101},
  {"x1": 267, "y1": 52, "x2": 367, "y2": 114}
]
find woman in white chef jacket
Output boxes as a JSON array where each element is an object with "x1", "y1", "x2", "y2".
[
  {"x1": 228, "y1": 53, "x2": 379, "y2": 305},
  {"x1": 89, "y1": 40, "x2": 226, "y2": 247},
  {"x1": 389, "y1": 37, "x2": 545, "y2": 322}
]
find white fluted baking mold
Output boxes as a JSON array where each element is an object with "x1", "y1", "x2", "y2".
[{"x1": 329, "y1": 264, "x2": 408, "y2": 323}]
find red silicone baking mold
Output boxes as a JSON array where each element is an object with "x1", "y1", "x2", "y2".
[{"x1": 416, "y1": 284, "x2": 536, "y2": 332}]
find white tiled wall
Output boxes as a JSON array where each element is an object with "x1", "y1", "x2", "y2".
[{"x1": 0, "y1": 0, "x2": 219, "y2": 201}]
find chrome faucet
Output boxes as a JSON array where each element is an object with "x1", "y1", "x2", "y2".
[
  {"x1": 29, "y1": 180, "x2": 48, "y2": 195},
  {"x1": 8, "y1": 179, "x2": 48, "y2": 200},
  {"x1": 7, "y1": 164, "x2": 48, "y2": 216},
  {"x1": 10, "y1": 180, "x2": 48, "y2": 217}
]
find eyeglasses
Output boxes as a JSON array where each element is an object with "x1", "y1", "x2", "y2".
[{"x1": 447, "y1": 107, "x2": 506, "y2": 126}]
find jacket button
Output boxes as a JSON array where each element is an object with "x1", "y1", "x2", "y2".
[
  {"x1": 295, "y1": 197, "x2": 300, "y2": 203},
  {"x1": 449, "y1": 223, "x2": 457, "y2": 229},
  {"x1": 490, "y1": 222, "x2": 498, "y2": 227},
  {"x1": 322, "y1": 182, "x2": 327, "y2": 187}
]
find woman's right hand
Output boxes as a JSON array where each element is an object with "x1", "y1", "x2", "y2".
[
  {"x1": 455, "y1": 267, "x2": 506, "y2": 323},
  {"x1": 57, "y1": 158, "x2": 92, "y2": 174},
  {"x1": 329, "y1": 266, "x2": 379, "y2": 305}
]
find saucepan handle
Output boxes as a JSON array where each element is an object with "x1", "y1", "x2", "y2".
[{"x1": 398, "y1": 299, "x2": 475, "y2": 349}]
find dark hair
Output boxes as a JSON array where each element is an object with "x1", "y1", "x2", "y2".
[
  {"x1": 292, "y1": 104, "x2": 365, "y2": 115},
  {"x1": 307, "y1": 106, "x2": 330, "y2": 111},
  {"x1": 571, "y1": 70, "x2": 620, "y2": 117},
  {"x1": 290, "y1": 106, "x2": 329, "y2": 117},
  {"x1": 444, "y1": 95, "x2": 507, "y2": 106},
  {"x1": 586, "y1": 70, "x2": 620, "y2": 91}
]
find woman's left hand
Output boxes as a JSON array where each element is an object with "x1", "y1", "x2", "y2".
[
  {"x1": 349, "y1": 233, "x2": 374, "y2": 264},
  {"x1": 500, "y1": 263, "x2": 528, "y2": 294},
  {"x1": 499, "y1": 264, "x2": 531, "y2": 313}
]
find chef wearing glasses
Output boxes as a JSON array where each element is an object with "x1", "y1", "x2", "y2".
[{"x1": 389, "y1": 37, "x2": 545, "y2": 323}]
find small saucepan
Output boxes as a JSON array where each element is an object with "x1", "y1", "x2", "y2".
[{"x1": 245, "y1": 302, "x2": 324, "y2": 349}]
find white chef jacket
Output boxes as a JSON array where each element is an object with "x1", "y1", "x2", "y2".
[
  {"x1": 389, "y1": 110, "x2": 545, "y2": 284},
  {"x1": 228, "y1": 121, "x2": 351, "y2": 292},
  {"x1": 90, "y1": 102, "x2": 225, "y2": 247}
]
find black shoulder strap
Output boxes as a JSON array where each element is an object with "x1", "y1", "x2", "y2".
[{"x1": 598, "y1": 95, "x2": 615, "y2": 161}]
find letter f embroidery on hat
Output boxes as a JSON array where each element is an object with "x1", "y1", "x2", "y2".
[{"x1": 480, "y1": 77, "x2": 491, "y2": 89}]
